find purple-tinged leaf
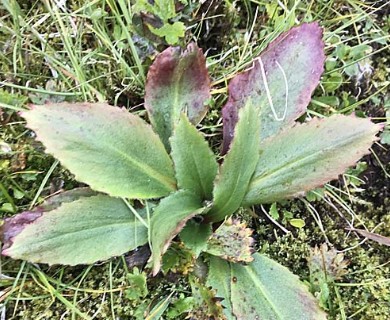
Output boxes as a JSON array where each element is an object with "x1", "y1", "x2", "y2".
[
  {"x1": 1, "y1": 188, "x2": 97, "y2": 250},
  {"x1": 149, "y1": 190, "x2": 207, "y2": 276},
  {"x1": 243, "y1": 115, "x2": 382, "y2": 206},
  {"x1": 1, "y1": 195, "x2": 149, "y2": 265},
  {"x1": 22, "y1": 102, "x2": 176, "y2": 199},
  {"x1": 145, "y1": 43, "x2": 211, "y2": 149},
  {"x1": 1, "y1": 211, "x2": 43, "y2": 251},
  {"x1": 222, "y1": 22, "x2": 325, "y2": 153}
]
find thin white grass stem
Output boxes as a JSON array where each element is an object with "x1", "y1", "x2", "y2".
[
  {"x1": 30, "y1": 159, "x2": 59, "y2": 209},
  {"x1": 121, "y1": 198, "x2": 148, "y2": 229},
  {"x1": 322, "y1": 191, "x2": 355, "y2": 229},
  {"x1": 0, "y1": 82, "x2": 81, "y2": 95},
  {"x1": 276, "y1": 60, "x2": 288, "y2": 120},
  {"x1": 146, "y1": 201, "x2": 152, "y2": 247},
  {"x1": 260, "y1": 205, "x2": 290, "y2": 234},
  {"x1": 302, "y1": 199, "x2": 331, "y2": 245},
  {"x1": 370, "y1": 146, "x2": 390, "y2": 178},
  {"x1": 239, "y1": 6, "x2": 258, "y2": 63},
  {"x1": 72, "y1": 265, "x2": 93, "y2": 320},
  {"x1": 259, "y1": 57, "x2": 287, "y2": 121}
]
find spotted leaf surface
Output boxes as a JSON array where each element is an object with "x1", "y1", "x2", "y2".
[
  {"x1": 22, "y1": 103, "x2": 176, "y2": 199},
  {"x1": 207, "y1": 254, "x2": 327, "y2": 320}
]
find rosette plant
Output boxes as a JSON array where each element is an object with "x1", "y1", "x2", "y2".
[{"x1": 0, "y1": 23, "x2": 382, "y2": 319}]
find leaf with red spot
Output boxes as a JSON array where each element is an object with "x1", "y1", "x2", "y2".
[
  {"x1": 145, "y1": 43, "x2": 211, "y2": 149},
  {"x1": 207, "y1": 254, "x2": 327, "y2": 320},
  {"x1": 222, "y1": 22, "x2": 325, "y2": 153}
]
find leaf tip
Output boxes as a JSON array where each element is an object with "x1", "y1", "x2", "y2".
[{"x1": 0, "y1": 211, "x2": 43, "y2": 252}]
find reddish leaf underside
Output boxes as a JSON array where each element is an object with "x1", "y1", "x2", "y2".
[
  {"x1": 206, "y1": 218, "x2": 254, "y2": 263},
  {"x1": 222, "y1": 22, "x2": 325, "y2": 153},
  {"x1": 144, "y1": 42, "x2": 211, "y2": 148}
]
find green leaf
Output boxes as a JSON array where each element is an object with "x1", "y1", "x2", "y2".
[
  {"x1": 243, "y1": 115, "x2": 382, "y2": 205},
  {"x1": 1, "y1": 203, "x2": 14, "y2": 213},
  {"x1": 222, "y1": 22, "x2": 325, "y2": 152},
  {"x1": 312, "y1": 96, "x2": 340, "y2": 108},
  {"x1": 1, "y1": 195, "x2": 149, "y2": 265},
  {"x1": 132, "y1": 0, "x2": 177, "y2": 21},
  {"x1": 323, "y1": 72, "x2": 343, "y2": 92},
  {"x1": 206, "y1": 100, "x2": 261, "y2": 222},
  {"x1": 161, "y1": 243, "x2": 194, "y2": 275},
  {"x1": 146, "y1": 294, "x2": 173, "y2": 320},
  {"x1": 0, "y1": 88, "x2": 27, "y2": 111},
  {"x1": 125, "y1": 267, "x2": 148, "y2": 301},
  {"x1": 38, "y1": 187, "x2": 98, "y2": 211},
  {"x1": 150, "y1": 190, "x2": 205, "y2": 275},
  {"x1": 145, "y1": 43, "x2": 211, "y2": 149},
  {"x1": 190, "y1": 275, "x2": 227, "y2": 319},
  {"x1": 149, "y1": 22, "x2": 186, "y2": 45},
  {"x1": 170, "y1": 113, "x2": 218, "y2": 200},
  {"x1": 207, "y1": 254, "x2": 327, "y2": 320},
  {"x1": 231, "y1": 254, "x2": 327, "y2": 319},
  {"x1": 380, "y1": 129, "x2": 390, "y2": 144},
  {"x1": 269, "y1": 203, "x2": 279, "y2": 219},
  {"x1": 206, "y1": 256, "x2": 233, "y2": 319},
  {"x1": 289, "y1": 218, "x2": 305, "y2": 228},
  {"x1": 180, "y1": 220, "x2": 212, "y2": 257},
  {"x1": 22, "y1": 103, "x2": 176, "y2": 199},
  {"x1": 166, "y1": 295, "x2": 195, "y2": 319}
]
